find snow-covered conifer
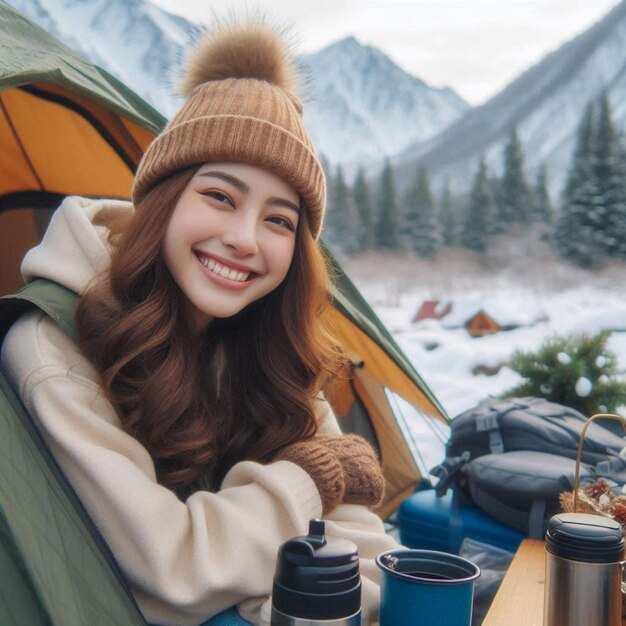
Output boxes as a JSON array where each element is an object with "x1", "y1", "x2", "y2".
[
  {"x1": 499, "y1": 128, "x2": 534, "y2": 226},
  {"x1": 376, "y1": 159, "x2": 400, "y2": 250},
  {"x1": 506, "y1": 331, "x2": 626, "y2": 416},
  {"x1": 403, "y1": 166, "x2": 441, "y2": 257},
  {"x1": 462, "y1": 158, "x2": 495, "y2": 252},
  {"x1": 534, "y1": 165, "x2": 554, "y2": 224},
  {"x1": 323, "y1": 165, "x2": 360, "y2": 254},
  {"x1": 439, "y1": 181, "x2": 457, "y2": 245},
  {"x1": 596, "y1": 94, "x2": 626, "y2": 258},
  {"x1": 556, "y1": 104, "x2": 601, "y2": 266},
  {"x1": 353, "y1": 167, "x2": 375, "y2": 251}
]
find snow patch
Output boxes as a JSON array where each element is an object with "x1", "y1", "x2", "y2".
[
  {"x1": 575, "y1": 377, "x2": 593, "y2": 398},
  {"x1": 557, "y1": 352, "x2": 572, "y2": 365},
  {"x1": 344, "y1": 252, "x2": 626, "y2": 419}
]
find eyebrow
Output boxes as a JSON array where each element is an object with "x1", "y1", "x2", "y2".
[{"x1": 198, "y1": 170, "x2": 301, "y2": 215}]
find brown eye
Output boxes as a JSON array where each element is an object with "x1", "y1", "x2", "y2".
[
  {"x1": 267, "y1": 215, "x2": 296, "y2": 232},
  {"x1": 203, "y1": 190, "x2": 234, "y2": 207}
]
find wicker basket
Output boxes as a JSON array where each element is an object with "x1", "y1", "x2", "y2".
[{"x1": 570, "y1": 413, "x2": 626, "y2": 616}]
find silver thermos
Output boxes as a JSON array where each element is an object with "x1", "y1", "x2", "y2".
[
  {"x1": 271, "y1": 519, "x2": 362, "y2": 626},
  {"x1": 544, "y1": 512, "x2": 625, "y2": 626}
]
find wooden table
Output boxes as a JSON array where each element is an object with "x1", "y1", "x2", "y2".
[
  {"x1": 482, "y1": 539, "x2": 545, "y2": 626},
  {"x1": 482, "y1": 538, "x2": 626, "y2": 625}
]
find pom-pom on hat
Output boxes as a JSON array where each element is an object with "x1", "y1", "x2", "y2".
[{"x1": 132, "y1": 23, "x2": 327, "y2": 240}]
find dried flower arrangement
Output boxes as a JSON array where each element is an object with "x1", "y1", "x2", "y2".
[{"x1": 560, "y1": 479, "x2": 626, "y2": 530}]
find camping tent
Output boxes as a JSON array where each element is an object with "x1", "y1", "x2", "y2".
[
  {"x1": 0, "y1": 1, "x2": 163, "y2": 295},
  {"x1": 0, "y1": 2, "x2": 449, "y2": 623}
]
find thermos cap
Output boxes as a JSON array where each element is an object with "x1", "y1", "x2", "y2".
[
  {"x1": 545, "y1": 513, "x2": 625, "y2": 563},
  {"x1": 272, "y1": 519, "x2": 361, "y2": 621}
]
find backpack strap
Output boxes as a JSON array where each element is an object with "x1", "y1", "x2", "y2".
[
  {"x1": 476, "y1": 410, "x2": 505, "y2": 454},
  {"x1": 473, "y1": 398, "x2": 533, "y2": 455},
  {"x1": 0, "y1": 279, "x2": 79, "y2": 344},
  {"x1": 431, "y1": 450, "x2": 471, "y2": 496},
  {"x1": 596, "y1": 452, "x2": 626, "y2": 477},
  {"x1": 468, "y1": 480, "x2": 548, "y2": 539}
]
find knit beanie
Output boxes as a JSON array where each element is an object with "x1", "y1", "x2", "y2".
[{"x1": 132, "y1": 23, "x2": 326, "y2": 240}]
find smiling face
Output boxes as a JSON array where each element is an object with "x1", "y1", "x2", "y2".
[{"x1": 162, "y1": 162, "x2": 300, "y2": 331}]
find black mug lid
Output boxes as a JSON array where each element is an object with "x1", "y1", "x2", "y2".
[
  {"x1": 280, "y1": 519, "x2": 359, "y2": 568},
  {"x1": 546, "y1": 513, "x2": 625, "y2": 563},
  {"x1": 272, "y1": 519, "x2": 361, "y2": 620}
]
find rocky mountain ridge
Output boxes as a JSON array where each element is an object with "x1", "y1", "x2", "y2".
[{"x1": 6, "y1": 0, "x2": 469, "y2": 167}]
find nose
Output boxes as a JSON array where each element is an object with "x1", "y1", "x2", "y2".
[{"x1": 221, "y1": 210, "x2": 258, "y2": 256}]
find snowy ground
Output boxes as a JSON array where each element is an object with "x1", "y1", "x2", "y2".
[{"x1": 340, "y1": 238, "x2": 626, "y2": 420}]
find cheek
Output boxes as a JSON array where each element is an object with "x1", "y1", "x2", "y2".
[
  {"x1": 161, "y1": 222, "x2": 178, "y2": 272},
  {"x1": 161, "y1": 212, "x2": 193, "y2": 278},
  {"x1": 272, "y1": 240, "x2": 296, "y2": 281},
  {"x1": 163, "y1": 208, "x2": 199, "y2": 256}
]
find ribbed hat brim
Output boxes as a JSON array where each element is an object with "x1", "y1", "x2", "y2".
[{"x1": 132, "y1": 114, "x2": 326, "y2": 239}]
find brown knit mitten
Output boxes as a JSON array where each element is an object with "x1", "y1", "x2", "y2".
[
  {"x1": 274, "y1": 434, "x2": 384, "y2": 514},
  {"x1": 316, "y1": 434, "x2": 385, "y2": 508},
  {"x1": 274, "y1": 438, "x2": 346, "y2": 514}
]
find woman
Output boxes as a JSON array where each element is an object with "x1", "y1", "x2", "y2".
[{"x1": 1, "y1": 22, "x2": 398, "y2": 626}]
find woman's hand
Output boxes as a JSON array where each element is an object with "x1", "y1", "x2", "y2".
[{"x1": 274, "y1": 434, "x2": 384, "y2": 514}]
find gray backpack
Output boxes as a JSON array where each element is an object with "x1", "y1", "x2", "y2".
[{"x1": 431, "y1": 397, "x2": 626, "y2": 538}]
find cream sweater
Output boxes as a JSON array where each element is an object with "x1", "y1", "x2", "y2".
[{"x1": 1, "y1": 197, "x2": 398, "y2": 626}]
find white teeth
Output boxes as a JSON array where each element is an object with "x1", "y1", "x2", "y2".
[{"x1": 197, "y1": 254, "x2": 250, "y2": 282}]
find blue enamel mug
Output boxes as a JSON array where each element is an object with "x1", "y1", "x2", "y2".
[{"x1": 376, "y1": 549, "x2": 480, "y2": 626}]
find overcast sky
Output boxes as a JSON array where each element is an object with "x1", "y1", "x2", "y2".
[{"x1": 151, "y1": 0, "x2": 622, "y2": 105}]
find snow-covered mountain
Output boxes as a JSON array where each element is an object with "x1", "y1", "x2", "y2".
[
  {"x1": 8, "y1": 0, "x2": 195, "y2": 116},
  {"x1": 6, "y1": 0, "x2": 469, "y2": 168},
  {"x1": 300, "y1": 37, "x2": 469, "y2": 166},
  {"x1": 390, "y1": 0, "x2": 626, "y2": 197}
]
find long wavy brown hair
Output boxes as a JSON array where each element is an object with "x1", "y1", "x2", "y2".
[{"x1": 76, "y1": 166, "x2": 343, "y2": 495}]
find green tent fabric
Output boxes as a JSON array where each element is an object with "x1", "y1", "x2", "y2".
[
  {"x1": 322, "y1": 244, "x2": 444, "y2": 415},
  {"x1": 0, "y1": 372, "x2": 147, "y2": 625},
  {"x1": 0, "y1": 0, "x2": 164, "y2": 131},
  {"x1": 0, "y1": 280, "x2": 146, "y2": 625},
  {"x1": 0, "y1": 0, "x2": 165, "y2": 294}
]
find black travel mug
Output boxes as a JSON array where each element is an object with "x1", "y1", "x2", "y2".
[{"x1": 271, "y1": 519, "x2": 362, "y2": 625}]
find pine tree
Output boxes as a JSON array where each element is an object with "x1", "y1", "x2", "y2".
[
  {"x1": 353, "y1": 167, "x2": 375, "y2": 251},
  {"x1": 596, "y1": 93, "x2": 626, "y2": 257},
  {"x1": 324, "y1": 165, "x2": 360, "y2": 254},
  {"x1": 462, "y1": 158, "x2": 495, "y2": 252},
  {"x1": 618, "y1": 136, "x2": 626, "y2": 256},
  {"x1": 490, "y1": 175, "x2": 505, "y2": 234},
  {"x1": 556, "y1": 104, "x2": 602, "y2": 266},
  {"x1": 506, "y1": 331, "x2": 626, "y2": 416},
  {"x1": 376, "y1": 159, "x2": 400, "y2": 250},
  {"x1": 439, "y1": 181, "x2": 456, "y2": 245},
  {"x1": 499, "y1": 128, "x2": 534, "y2": 226},
  {"x1": 403, "y1": 166, "x2": 441, "y2": 256},
  {"x1": 533, "y1": 165, "x2": 554, "y2": 224}
]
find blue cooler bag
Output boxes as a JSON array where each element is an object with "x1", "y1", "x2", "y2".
[{"x1": 397, "y1": 489, "x2": 523, "y2": 554}]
